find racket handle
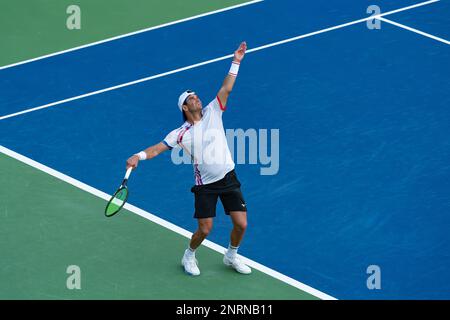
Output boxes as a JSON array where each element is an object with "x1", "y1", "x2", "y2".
[{"x1": 124, "y1": 167, "x2": 133, "y2": 180}]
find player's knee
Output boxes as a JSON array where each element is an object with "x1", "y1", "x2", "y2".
[
  {"x1": 199, "y1": 224, "x2": 213, "y2": 237},
  {"x1": 235, "y1": 220, "x2": 247, "y2": 232}
]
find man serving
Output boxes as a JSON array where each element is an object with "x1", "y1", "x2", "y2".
[{"x1": 126, "y1": 42, "x2": 251, "y2": 276}]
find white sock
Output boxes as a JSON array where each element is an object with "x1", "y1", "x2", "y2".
[
  {"x1": 226, "y1": 244, "x2": 239, "y2": 258},
  {"x1": 186, "y1": 247, "x2": 195, "y2": 257}
]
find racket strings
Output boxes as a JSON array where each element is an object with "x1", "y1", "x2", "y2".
[{"x1": 105, "y1": 188, "x2": 128, "y2": 216}]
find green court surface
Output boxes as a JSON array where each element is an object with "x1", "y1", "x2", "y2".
[
  {"x1": 0, "y1": 0, "x2": 251, "y2": 67},
  {"x1": 0, "y1": 153, "x2": 317, "y2": 299}
]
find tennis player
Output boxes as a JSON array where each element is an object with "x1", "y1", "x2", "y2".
[{"x1": 126, "y1": 42, "x2": 251, "y2": 276}]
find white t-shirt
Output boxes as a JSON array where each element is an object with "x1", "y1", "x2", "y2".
[{"x1": 163, "y1": 96, "x2": 235, "y2": 185}]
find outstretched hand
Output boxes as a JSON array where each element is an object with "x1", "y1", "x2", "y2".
[
  {"x1": 233, "y1": 41, "x2": 247, "y2": 63},
  {"x1": 126, "y1": 155, "x2": 139, "y2": 170}
]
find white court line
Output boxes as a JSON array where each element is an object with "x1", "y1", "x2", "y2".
[
  {"x1": 0, "y1": 144, "x2": 336, "y2": 300},
  {"x1": 0, "y1": 0, "x2": 264, "y2": 71},
  {"x1": 0, "y1": 54, "x2": 234, "y2": 121},
  {"x1": 0, "y1": 0, "x2": 440, "y2": 121},
  {"x1": 378, "y1": 17, "x2": 450, "y2": 45}
]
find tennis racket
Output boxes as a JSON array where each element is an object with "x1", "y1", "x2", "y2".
[{"x1": 104, "y1": 167, "x2": 133, "y2": 217}]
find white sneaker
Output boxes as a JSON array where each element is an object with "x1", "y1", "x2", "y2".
[
  {"x1": 223, "y1": 254, "x2": 252, "y2": 274},
  {"x1": 181, "y1": 250, "x2": 200, "y2": 276}
]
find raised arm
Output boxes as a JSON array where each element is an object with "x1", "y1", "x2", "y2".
[
  {"x1": 126, "y1": 142, "x2": 169, "y2": 169},
  {"x1": 217, "y1": 41, "x2": 247, "y2": 107}
]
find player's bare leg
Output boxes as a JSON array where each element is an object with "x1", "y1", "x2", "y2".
[
  {"x1": 190, "y1": 218, "x2": 214, "y2": 249},
  {"x1": 224, "y1": 211, "x2": 251, "y2": 274},
  {"x1": 182, "y1": 218, "x2": 213, "y2": 276},
  {"x1": 229, "y1": 211, "x2": 247, "y2": 247}
]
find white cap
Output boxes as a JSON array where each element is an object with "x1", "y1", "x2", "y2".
[{"x1": 178, "y1": 90, "x2": 195, "y2": 111}]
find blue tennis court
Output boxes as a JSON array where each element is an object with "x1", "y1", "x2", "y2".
[{"x1": 1, "y1": 0, "x2": 449, "y2": 299}]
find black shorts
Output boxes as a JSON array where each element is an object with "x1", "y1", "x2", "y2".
[{"x1": 191, "y1": 170, "x2": 247, "y2": 219}]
